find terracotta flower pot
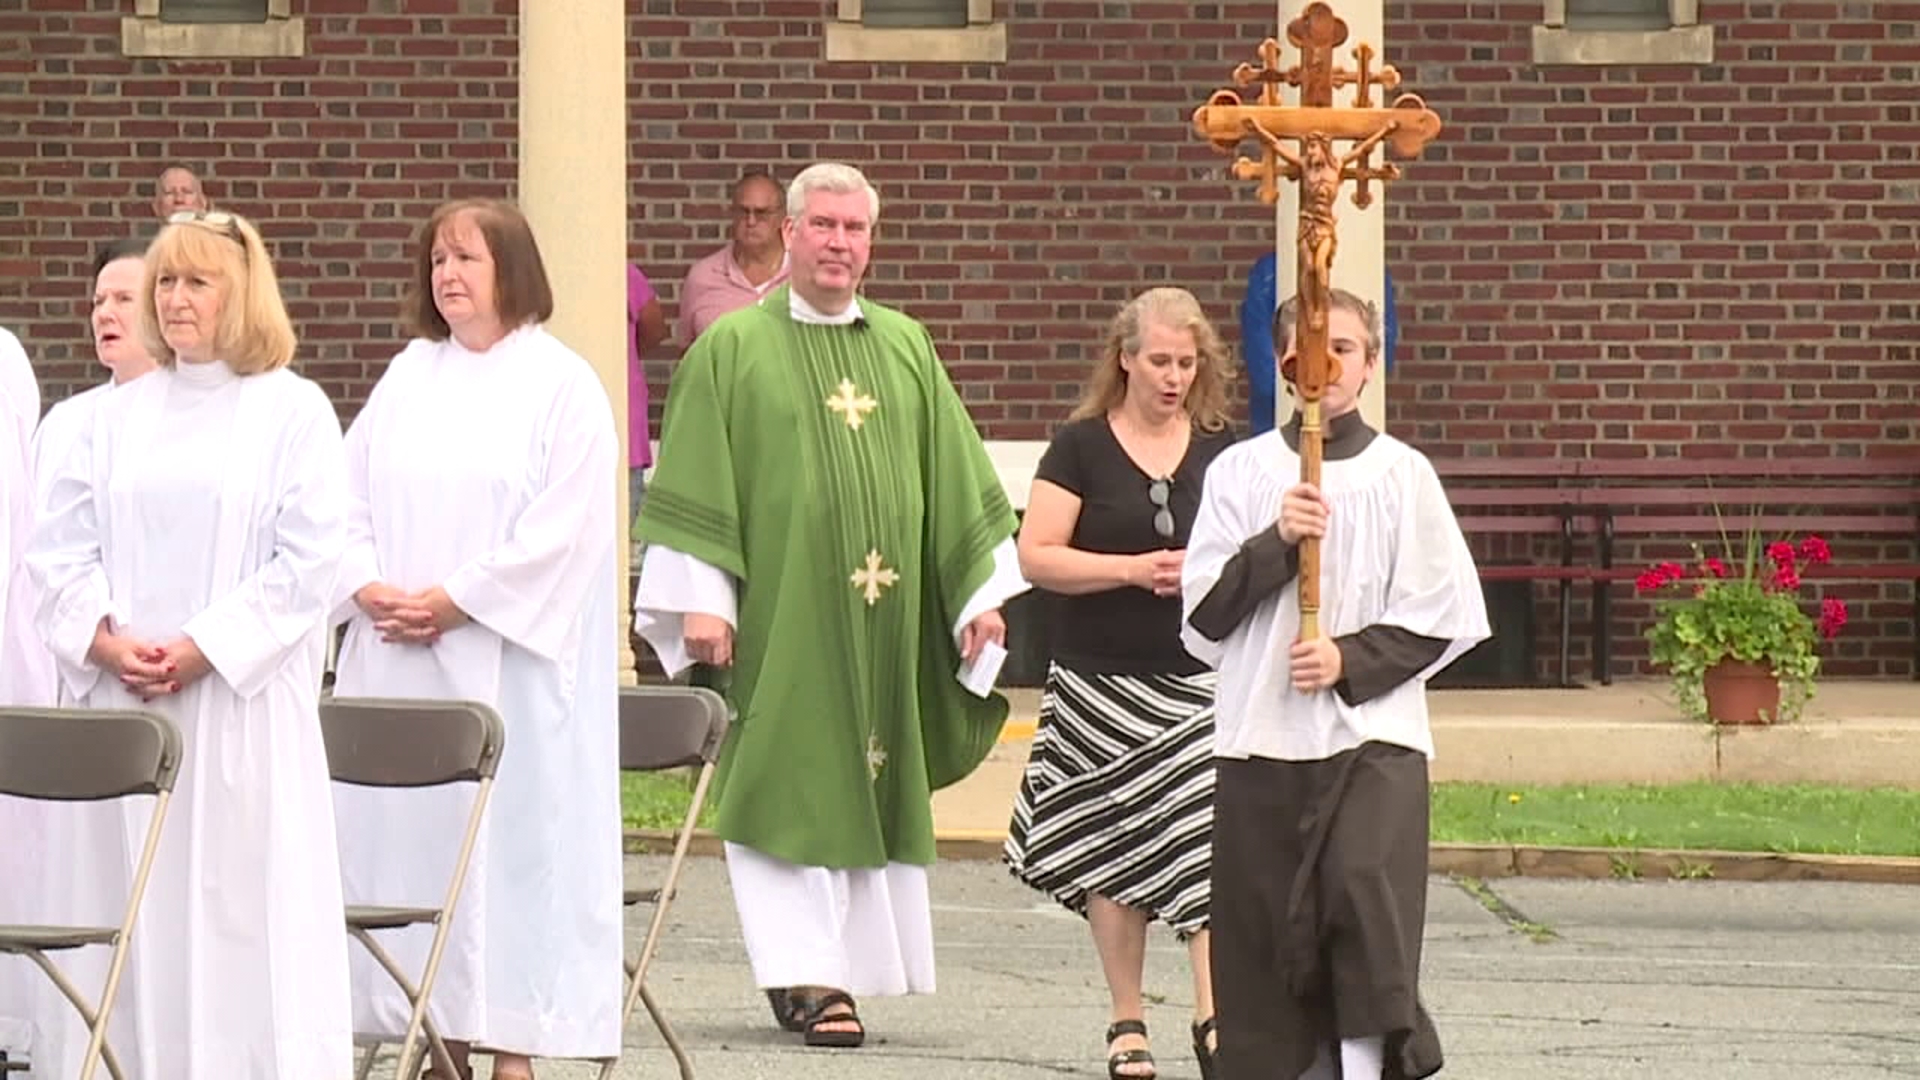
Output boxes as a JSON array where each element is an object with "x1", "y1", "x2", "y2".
[{"x1": 1702, "y1": 659, "x2": 1782, "y2": 725}]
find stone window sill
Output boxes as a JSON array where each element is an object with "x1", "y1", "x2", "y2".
[
  {"x1": 1530, "y1": 24, "x2": 1714, "y2": 66},
  {"x1": 824, "y1": 23, "x2": 1007, "y2": 64},
  {"x1": 122, "y1": 0, "x2": 305, "y2": 59}
]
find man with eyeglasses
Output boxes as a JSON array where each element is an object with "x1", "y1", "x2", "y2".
[{"x1": 674, "y1": 170, "x2": 791, "y2": 344}]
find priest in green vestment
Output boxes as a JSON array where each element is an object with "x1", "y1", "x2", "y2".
[{"x1": 633, "y1": 162, "x2": 1028, "y2": 1048}]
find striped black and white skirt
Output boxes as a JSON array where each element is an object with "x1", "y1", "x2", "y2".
[{"x1": 1003, "y1": 662, "x2": 1217, "y2": 938}]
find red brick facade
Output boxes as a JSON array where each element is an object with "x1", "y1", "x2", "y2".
[{"x1": 2, "y1": 2, "x2": 1913, "y2": 676}]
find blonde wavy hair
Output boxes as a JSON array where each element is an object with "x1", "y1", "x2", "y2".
[
  {"x1": 140, "y1": 211, "x2": 296, "y2": 373},
  {"x1": 1069, "y1": 287, "x2": 1231, "y2": 432}
]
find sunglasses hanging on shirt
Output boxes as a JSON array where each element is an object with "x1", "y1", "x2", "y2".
[{"x1": 1149, "y1": 477, "x2": 1175, "y2": 540}]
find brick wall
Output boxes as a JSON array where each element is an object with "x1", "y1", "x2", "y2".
[{"x1": 1, "y1": 1, "x2": 1913, "y2": 676}]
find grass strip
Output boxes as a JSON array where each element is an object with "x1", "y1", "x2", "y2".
[{"x1": 623, "y1": 774, "x2": 1920, "y2": 858}]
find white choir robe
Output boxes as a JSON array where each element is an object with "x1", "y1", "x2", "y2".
[
  {"x1": 26, "y1": 360, "x2": 354, "y2": 1080},
  {"x1": 0, "y1": 327, "x2": 55, "y2": 707},
  {"x1": 4, "y1": 380, "x2": 137, "y2": 1074},
  {"x1": 329, "y1": 326, "x2": 623, "y2": 1058},
  {"x1": 32, "y1": 383, "x2": 114, "y2": 496},
  {"x1": 0, "y1": 326, "x2": 54, "y2": 1061},
  {"x1": 1180, "y1": 429, "x2": 1490, "y2": 762}
]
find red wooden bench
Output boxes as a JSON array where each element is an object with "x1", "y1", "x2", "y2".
[
  {"x1": 1435, "y1": 459, "x2": 1596, "y2": 686},
  {"x1": 1435, "y1": 456, "x2": 1919, "y2": 687},
  {"x1": 1573, "y1": 459, "x2": 1919, "y2": 684}
]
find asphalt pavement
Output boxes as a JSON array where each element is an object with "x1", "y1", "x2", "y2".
[{"x1": 387, "y1": 854, "x2": 1920, "y2": 1080}]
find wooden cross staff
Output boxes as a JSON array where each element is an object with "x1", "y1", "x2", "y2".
[{"x1": 1191, "y1": 2, "x2": 1443, "y2": 642}]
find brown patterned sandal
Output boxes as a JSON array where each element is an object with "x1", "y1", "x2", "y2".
[
  {"x1": 801, "y1": 990, "x2": 866, "y2": 1049},
  {"x1": 764, "y1": 987, "x2": 807, "y2": 1033}
]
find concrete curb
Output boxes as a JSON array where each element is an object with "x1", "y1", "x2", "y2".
[{"x1": 624, "y1": 829, "x2": 1920, "y2": 885}]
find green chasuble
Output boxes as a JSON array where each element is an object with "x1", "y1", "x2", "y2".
[{"x1": 637, "y1": 286, "x2": 1018, "y2": 870}]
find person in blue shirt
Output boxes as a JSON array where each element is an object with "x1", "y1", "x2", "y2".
[{"x1": 1238, "y1": 252, "x2": 1396, "y2": 434}]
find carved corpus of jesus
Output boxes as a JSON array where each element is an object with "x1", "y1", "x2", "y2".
[{"x1": 1190, "y1": 1, "x2": 1443, "y2": 639}]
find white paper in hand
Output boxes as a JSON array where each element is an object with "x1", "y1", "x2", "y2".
[{"x1": 956, "y1": 638, "x2": 1008, "y2": 698}]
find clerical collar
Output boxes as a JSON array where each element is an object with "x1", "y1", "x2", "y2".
[
  {"x1": 1280, "y1": 408, "x2": 1376, "y2": 460},
  {"x1": 789, "y1": 288, "x2": 863, "y2": 326}
]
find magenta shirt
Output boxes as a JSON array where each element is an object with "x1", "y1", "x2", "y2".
[{"x1": 628, "y1": 264, "x2": 657, "y2": 468}]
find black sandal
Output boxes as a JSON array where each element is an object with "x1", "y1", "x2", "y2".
[
  {"x1": 801, "y1": 990, "x2": 866, "y2": 1049},
  {"x1": 1192, "y1": 1016, "x2": 1218, "y2": 1080},
  {"x1": 764, "y1": 987, "x2": 806, "y2": 1033},
  {"x1": 1106, "y1": 1019, "x2": 1156, "y2": 1080}
]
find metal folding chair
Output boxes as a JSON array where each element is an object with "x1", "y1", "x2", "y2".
[
  {"x1": 597, "y1": 685, "x2": 729, "y2": 1080},
  {"x1": 321, "y1": 697, "x2": 505, "y2": 1080},
  {"x1": 0, "y1": 707, "x2": 182, "y2": 1080}
]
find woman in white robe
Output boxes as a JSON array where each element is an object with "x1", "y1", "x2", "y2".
[
  {"x1": 0, "y1": 324, "x2": 53, "y2": 1067},
  {"x1": 33, "y1": 237, "x2": 163, "y2": 486},
  {"x1": 27, "y1": 210, "x2": 353, "y2": 1080},
  {"x1": 2, "y1": 238, "x2": 166, "y2": 1076},
  {"x1": 329, "y1": 197, "x2": 622, "y2": 1080}
]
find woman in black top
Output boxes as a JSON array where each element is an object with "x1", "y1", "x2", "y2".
[{"x1": 1006, "y1": 287, "x2": 1236, "y2": 1080}]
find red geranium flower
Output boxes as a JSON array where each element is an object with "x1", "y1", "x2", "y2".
[
  {"x1": 1799, "y1": 535, "x2": 1832, "y2": 566},
  {"x1": 1701, "y1": 557, "x2": 1728, "y2": 578},
  {"x1": 1818, "y1": 597, "x2": 1848, "y2": 639},
  {"x1": 1771, "y1": 565, "x2": 1802, "y2": 591},
  {"x1": 1635, "y1": 561, "x2": 1688, "y2": 592},
  {"x1": 1766, "y1": 540, "x2": 1796, "y2": 568}
]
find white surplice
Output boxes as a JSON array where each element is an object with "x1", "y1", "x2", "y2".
[
  {"x1": 1180, "y1": 429, "x2": 1490, "y2": 763},
  {"x1": 0, "y1": 326, "x2": 53, "y2": 1060},
  {"x1": 329, "y1": 326, "x2": 623, "y2": 1057},
  {"x1": 630, "y1": 291, "x2": 1030, "y2": 997},
  {"x1": 27, "y1": 359, "x2": 354, "y2": 1080}
]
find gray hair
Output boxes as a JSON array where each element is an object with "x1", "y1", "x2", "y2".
[{"x1": 786, "y1": 162, "x2": 880, "y2": 225}]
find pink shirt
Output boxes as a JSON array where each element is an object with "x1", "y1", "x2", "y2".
[
  {"x1": 628, "y1": 264, "x2": 658, "y2": 467},
  {"x1": 674, "y1": 245, "x2": 789, "y2": 345}
]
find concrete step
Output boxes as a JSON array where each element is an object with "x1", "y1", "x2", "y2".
[{"x1": 935, "y1": 679, "x2": 1920, "y2": 839}]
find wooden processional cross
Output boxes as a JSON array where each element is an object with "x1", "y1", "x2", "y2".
[{"x1": 1192, "y1": 2, "x2": 1443, "y2": 641}]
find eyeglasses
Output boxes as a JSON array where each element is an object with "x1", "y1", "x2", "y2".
[
  {"x1": 1149, "y1": 477, "x2": 1175, "y2": 540},
  {"x1": 731, "y1": 205, "x2": 782, "y2": 221},
  {"x1": 167, "y1": 209, "x2": 245, "y2": 245}
]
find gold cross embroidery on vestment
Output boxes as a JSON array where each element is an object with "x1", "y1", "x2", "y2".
[
  {"x1": 850, "y1": 549, "x2": 899, "y2": 605},
  {"x1": 825, "y1": 379, "x2": 878, "y2": 430}
]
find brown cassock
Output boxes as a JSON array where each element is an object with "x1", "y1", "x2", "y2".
[{"x1": 1189, "y1": 413, "x2": 1449, "y2": 1080}]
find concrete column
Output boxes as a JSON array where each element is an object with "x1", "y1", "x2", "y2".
[
  {"x1": 519, "y1": 0, "x2": 634, "y2": 682},
  {"x1": 1272, "y1": 0, "x2": 1389, "y2": 431}
]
